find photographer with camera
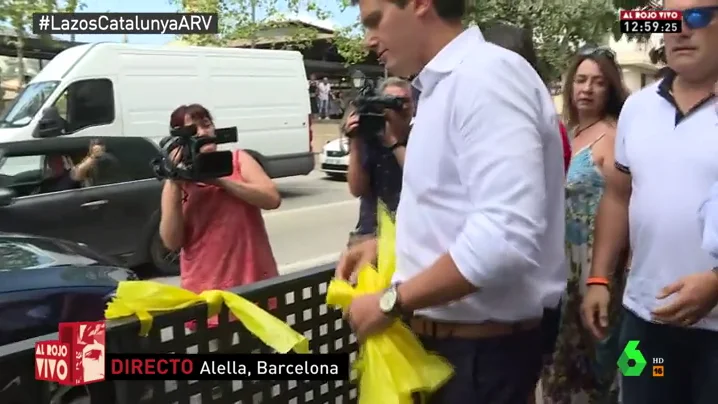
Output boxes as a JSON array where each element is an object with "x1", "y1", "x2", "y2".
[
  {"x1": 345, "y1": 77, "x2": 414, "y2": 242},
  {"x1": 159, "y1": 104, "x2": 281, "y2": 304}
]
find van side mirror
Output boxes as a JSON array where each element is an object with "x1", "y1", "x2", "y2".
[
  {"x1": 0, "y1": 188, "x2": 14, "y2": 207},
  {"x1": 32, "y1": 107, "x2": 65, "y2": 138}
]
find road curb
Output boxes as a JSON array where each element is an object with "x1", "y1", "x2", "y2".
[{"x1": 279, "y1": 252, "x2": 341, "y2": 274}]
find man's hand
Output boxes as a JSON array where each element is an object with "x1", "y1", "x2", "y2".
[
  {"x1": 347, "y1": 292, "x2": 393, "y2": 340},
  {"x1": 88, "y1": 140, "x2": 105, "y2": 159},
  {"x1": 652, "y1": 270, "x2": 718, "y2": 326},
  {"x1": 581, "y1": 285, "x2": 612, "y2": 339},
  {"x1": 335, "y1": 238, "x2": 377, "y2": 281},
  {"x1": 344, "y1": 111, "x2": 359, "y2": 137}
]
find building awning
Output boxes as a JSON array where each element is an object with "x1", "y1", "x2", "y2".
[{"x1": 304, "y1": 60, "x2": 384, "y2": 76}]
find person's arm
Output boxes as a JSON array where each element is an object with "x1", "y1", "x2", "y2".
[
  {"x1": 397, "y1": 77, "x2": 548, "y2": 311},
  {"x1": 159, "y1": 180, "x2": 185, "y2": 251},
  {"x1": 70, "y1": 142, "x2": 105, "y2": 182},
  {"x1": 212, "y1": 151, "x2": 281, "y2": 210},
  {"x1": 347, "y1": 138, "x2": 370, "y2": 197},
  {"x1": 69, "y1": 156, "x2": 98, "y2": 182},
  {"x1": 343, "y1": 106, "x2": 370, "y2": 197},
  {"x1": 590, "y1": 117, "x2": 632, "y2": 279},
  {"x1": 391, "y1": 145, "x2": 405, "y2": 167}
]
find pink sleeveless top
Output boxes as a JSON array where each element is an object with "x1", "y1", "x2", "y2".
[{"x1": 180, "y1": 150, "x2": 278, "y2": 296}]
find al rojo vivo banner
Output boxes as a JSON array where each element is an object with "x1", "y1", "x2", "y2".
[{"x1": 35, "y1": 321, "x2": 348, "y2": 386}]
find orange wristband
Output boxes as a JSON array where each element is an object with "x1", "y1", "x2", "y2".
[{"x1": 586, "y1": 277, "x2": 610, "y2": 286}]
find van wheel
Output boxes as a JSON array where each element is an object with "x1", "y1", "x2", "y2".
[{"x1": 149, "y1": 230, "x2": 180, "y2": 276}]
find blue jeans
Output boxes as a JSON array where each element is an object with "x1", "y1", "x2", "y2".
[
  {"x1": 415, "y1": 328, "x2": 542, "y2": 404},
  {"x1": 619, "y1": 307, "x2": 718, "y2": 404},
  {"x1": 318, "y1": 99, "x2": 329, "y2": 118}
]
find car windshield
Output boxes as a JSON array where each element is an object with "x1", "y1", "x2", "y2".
[
  {"x1": 0, "y1": 81, "x2": 59, "y2": 129},
  {"x1": 0, "y1": 241, "x2": 57, "y2": 270}
]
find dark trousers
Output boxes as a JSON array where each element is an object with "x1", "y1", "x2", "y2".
[
  {"x1": 619, "y1": 307, "x2": 718, "y2": 404},
  {"x1": 415, "y1": 328, "x2": 543, "y2": 404}
]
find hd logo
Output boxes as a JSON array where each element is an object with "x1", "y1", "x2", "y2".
[{"x1": 617, "y1": 340, "x2": 664, "y2": 377}]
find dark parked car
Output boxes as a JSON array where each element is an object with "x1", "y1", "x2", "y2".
[
  {"x1": 0, "y1": 232, "x2": 138, "y2": 345},
  {"x1": 0, "y1": 136, "x2": 178, "y2": 275},
  {"x1": 0, "y1": 232, "x2": 138, "y2": 404}
]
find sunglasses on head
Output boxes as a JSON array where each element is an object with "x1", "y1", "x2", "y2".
[
  {"x1": 682, "y1": 6, "x2": 718, "y2": 30},
  {"x1": 577, "y1": 46, "x2": 617, "y2": 61}
]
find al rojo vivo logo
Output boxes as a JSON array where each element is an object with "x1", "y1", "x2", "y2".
[
  {"x1": 618, "y1": 340, "x2": 664, "y2": 377},
  {"x1": 35, "y1": 321, "x2": 106, "y2": 385}
]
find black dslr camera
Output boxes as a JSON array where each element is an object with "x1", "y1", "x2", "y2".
[
  {"x1": 150, "y1": 125, "x2": 238, "y2": 182},
  {"x1": 349, "y1": 79, "x2": 407, "y2": 141}
]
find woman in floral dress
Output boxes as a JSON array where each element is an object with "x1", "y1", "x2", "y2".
[{"x1": 541, "y1": 47, "x2": 630, "y2": 404}]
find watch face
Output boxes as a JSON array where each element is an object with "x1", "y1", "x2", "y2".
[{"x1": 379, "y1": 288, "x2": 397, "y2": 313}]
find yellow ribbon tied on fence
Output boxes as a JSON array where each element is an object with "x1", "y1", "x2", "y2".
[
  {"x1": 105, "y1": 281, "x2": 308, "y2": 354},
  {"x1": 326, "y1": 206, "x2": 454, "y2": 404}
]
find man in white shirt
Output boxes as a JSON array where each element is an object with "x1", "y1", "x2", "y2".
[
  {"x1": 317, "y1": 77, "x2": 331, "y2": 119},
  {"x1": 583, "y1": 0, "x2": 718, "y2": 403},
  {"x1": 336, "y1": 1, "x2": 566, "y2": 402}
]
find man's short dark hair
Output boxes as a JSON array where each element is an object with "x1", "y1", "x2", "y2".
[
  {"x1": 350, "y1": 0, "x2": 465, "y2": 21},
  {"x1": 483, "y1": 22, "x2": 541, "y2": 79}
]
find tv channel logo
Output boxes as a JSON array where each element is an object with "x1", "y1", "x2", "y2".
[
  {"x1": 35, "y1": 321, "x2": 106, "y2": 385},
  {"x1": 617, "y1": 340, "x2": 664, "y2": 377}
]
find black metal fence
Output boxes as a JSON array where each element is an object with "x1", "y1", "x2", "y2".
[{"x1": 0, "y1": 264, "x2": 358, "y2": 404}]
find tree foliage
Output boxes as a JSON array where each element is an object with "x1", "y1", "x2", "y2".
[
  {"x1": 0, "y1": 0, "x2": 83, "y2": 84},
  {"x1": 332, "y1": 22, "x2": 368, "y2": 65},
  {"x1": 171, "y1": 0, "x2": 330, "y2": 49},
  {"x1": 330, "y1": 0, "x2": 368, "y2": 65},
  {"x1": 466, "y1": 0, "x2": 617, "y2": 83}
]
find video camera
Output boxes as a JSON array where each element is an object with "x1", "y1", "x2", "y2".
[
  {"x1": 349, "y1": 79, "x2": 407, "y2": 141},
  {"x1": 150, "y1": 125, "x2": 238, "y2": 182}
]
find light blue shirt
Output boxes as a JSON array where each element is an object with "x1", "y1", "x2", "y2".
[{"x1": 393, "y1": 27, "x2": 567, "y2": 322}]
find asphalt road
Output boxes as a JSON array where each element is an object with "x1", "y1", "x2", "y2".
[{"x1": 154, "y1": 170, "x2": 358, "y2": 285}]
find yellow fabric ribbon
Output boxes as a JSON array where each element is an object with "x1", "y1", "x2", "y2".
[
  {"x1": 326, "y1": 206, "x2": 454, "y2": 404},
  {"x1": 105, "y1": 281, "x2": 308, "y2": 354}
]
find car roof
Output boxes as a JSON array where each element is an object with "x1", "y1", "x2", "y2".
[{"x1": 0, "y1": 136, "x2": 157, "y2": 157}]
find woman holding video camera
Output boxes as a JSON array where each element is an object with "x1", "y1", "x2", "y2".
[{"x1": 159, "y1": 104, "x2": 281, "y2": 306}]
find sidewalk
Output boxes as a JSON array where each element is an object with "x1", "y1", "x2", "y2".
[{"x1": 312, "y1": 120, "x2": 342, "y2": 153}]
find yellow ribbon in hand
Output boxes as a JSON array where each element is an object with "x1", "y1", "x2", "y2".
[
  {"x1": 105, "y1": 281, "x2": 308, "y2": 354},
  {"x1": 326, "y1": 205, "x2": 454, "y2": 404}
]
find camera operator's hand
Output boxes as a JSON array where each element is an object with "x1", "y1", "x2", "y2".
[
  {"x1": 166, "y1": 148, "x2": 187, "y2": 185},
  {"x1": 384, "y1": 108, "x2": 411, "y2": 146},
  {"x1": 344, "y1": 111, "x2": 359, "y2": 137}
]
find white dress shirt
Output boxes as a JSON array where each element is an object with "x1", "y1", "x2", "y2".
[
  {"x1": 700, "y1": 183, "x2": 718, "y2": 259},
  {"x1": 393, "y1": 27, "x2": 567, "y2": 323}
]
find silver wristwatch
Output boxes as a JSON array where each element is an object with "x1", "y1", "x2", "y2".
[{"x1": 379, "y1": 283, "x2": 402, "y2": 317}]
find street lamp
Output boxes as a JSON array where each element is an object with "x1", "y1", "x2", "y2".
[{"x1": 351, "y1": 70, "x2": 366, "y2": 89}]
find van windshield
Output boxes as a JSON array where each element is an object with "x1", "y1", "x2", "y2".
[{"x1": 0, "y1": 81, "x2": 59, "y2": 128}]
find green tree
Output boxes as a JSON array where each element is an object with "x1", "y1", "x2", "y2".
[
  {"x1": 332, "y1": 0, "x2": 623, "y2": 74},
  {"x1": 171, "y1": 0, "x2": 330, "y2": 49},
  {"x1": 611, "y1": 0, "x2": 665, "y2": 64},
  {"x1": 61, "y1": 0, "x2": 87, "y2": 42},
  {"x1": 467, "y1": 0, "x2": 617, "y2": 83},
  {"x1": 332, "y1": 22, "x2": 368, "y2": 65},
  {"x1": 0, "y1": 0, "x2": 59, "y2": 85}
]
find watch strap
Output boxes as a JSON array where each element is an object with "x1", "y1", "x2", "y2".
[{"x1": 388, "y1": 282, "x2": 405, "y2": 317}]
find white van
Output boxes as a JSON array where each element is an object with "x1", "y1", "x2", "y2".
[{"x1": 0, "y1": 43, "x2": 315, "y2": 178}]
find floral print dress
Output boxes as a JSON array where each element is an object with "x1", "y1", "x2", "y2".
[{"x1": 541, "y1": 133, "x2": 625, "y2": 404}]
